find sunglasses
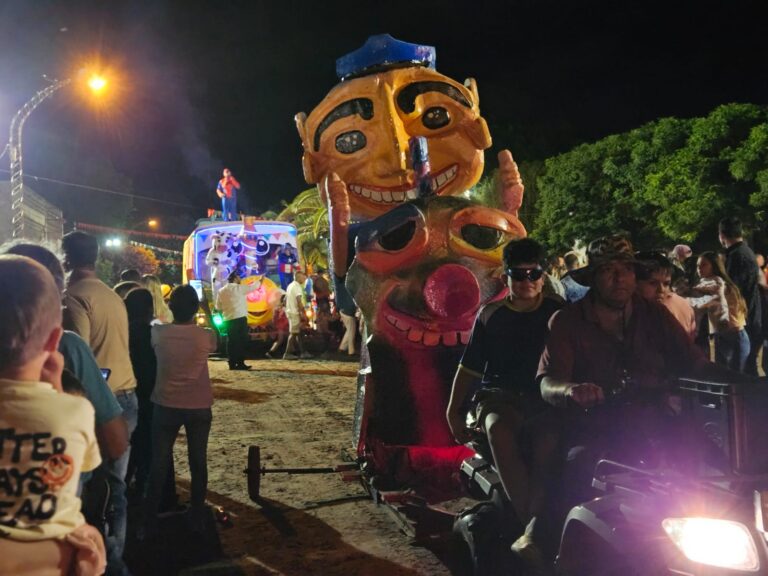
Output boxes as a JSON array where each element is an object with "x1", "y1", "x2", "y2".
[{"x1": 507, "y1": 267, "x2": 544, "y2": 282}]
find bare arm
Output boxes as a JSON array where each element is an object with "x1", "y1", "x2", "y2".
[
  {"x1": 446, "y1": 366, "x2": 481, "y2": 444},
  {"x1": 0, "y1": 538, "x2": 74, "y2": 576},
  {"x1": 96, "y1": 415, "x2": 129, "y2": 461},
  {"x1": 541, "y1": 376, "x2": 604, "y2": 408}
]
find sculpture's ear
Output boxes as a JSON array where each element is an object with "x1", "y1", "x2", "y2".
[
  {"x1": 464, "y1": 77, "x2": 480, "y2": 108},
  {"x1": 463, "y1": 78, "x2": 492, "y2": 150},
  {"x1": 295, "y1": 112, "x2": 317, "y2": 184}
]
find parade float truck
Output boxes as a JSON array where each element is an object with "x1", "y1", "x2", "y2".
[{"x1": 182, "y1": 216, "x2": 299, "y2": 342}]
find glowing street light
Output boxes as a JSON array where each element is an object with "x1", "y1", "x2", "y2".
[
  {"x1": 87, "y1": 74, "x2": 107, "y2": 93},
  {"x1": 147, "y1": 219, "x2": 158, "y2": 229},
  {"x1": 7, "y1": 68, "x2": 111, "y2": 238},
  {"x1": 105, "y1": 237, "x2": 122, "y2": 248}
]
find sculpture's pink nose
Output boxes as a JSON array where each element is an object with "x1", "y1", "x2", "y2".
[{"x1": 423, "y1": 264, "x2": 481, "y2": 318}]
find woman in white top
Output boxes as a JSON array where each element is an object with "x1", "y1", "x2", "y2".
[
  {"x1": 688, "y1": 251, "x2": 749, "y2": 371},
  {"x1": 142, "y1": 285, "x2": 217, "y2": 535}
]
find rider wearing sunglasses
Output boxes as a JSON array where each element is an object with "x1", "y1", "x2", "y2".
[{"x1": 446, "y1": 237, "x2": 564, "y2": 567}]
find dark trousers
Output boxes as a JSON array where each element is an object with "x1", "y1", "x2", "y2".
[
  {"x1": 226, "y1": 316, "x2": 248, "y2": 368},
  {"x1": 126, "y1": 396, "x2": 177, "y2": 504},
  {"x1": 145, "y1": 405, "x2": 212, "y2": 519}
]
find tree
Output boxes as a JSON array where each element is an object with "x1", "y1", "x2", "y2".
[
  {"x1": 533, "y1": 104, "x2": 768, "y2": 252},
  {"x1": 97, "y1": 244, "x2": 159, "y2": 285},
  {"x1": 277, "y1": 187, "x2": 329, "y2": 269}
]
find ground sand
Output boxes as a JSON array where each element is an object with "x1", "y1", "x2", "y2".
[{"x1": 166, "y1": 357, "x2": 460, "y2": 576}]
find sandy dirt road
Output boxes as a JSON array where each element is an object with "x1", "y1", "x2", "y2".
[{"x1": 167, "y1": 357, "x2": 461, "y2": 576}]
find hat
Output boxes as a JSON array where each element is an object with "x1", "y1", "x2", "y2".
[
  {"x1": 570, "y1": 234, "x2": 642, "y2": 286},
  {"x1": 336, "y1": 34, "x2": 436, "y2": 81}
]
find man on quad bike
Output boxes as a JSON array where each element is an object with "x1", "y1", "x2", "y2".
[{"x1": 534, "y1": 234, "x2": 754, "y2": 568}]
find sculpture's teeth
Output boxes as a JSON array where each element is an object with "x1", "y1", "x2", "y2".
[
  {"x1": 407, "y1": 328, "x2": 424, "y2": 343},
  {"x1": 422, "y1": 331, "x2": 441, "y2": 346},
  {"x1": 441, "y1": 331, "x2": 458, "y2": 347},
  {"x1": 394, "y1": 318, "x2": 409, "y2": 331},
  {"x1": 459, "y1": 331, "x2": 471, "y2": 345},
  {"x1": 392, "y1": 191, "x2": 405, "y2": 202},
  {"x1": 381, "y1": 190, "x2": 393, "y2": 202}
]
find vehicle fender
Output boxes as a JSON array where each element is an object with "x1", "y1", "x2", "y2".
[{"x1": 556, "y1": 493, "x2": 637, "y2": 576}]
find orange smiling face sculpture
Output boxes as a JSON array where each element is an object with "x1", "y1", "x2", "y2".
[{"x1": 296, "y1": 36, "x2": 492, "y2": 220}]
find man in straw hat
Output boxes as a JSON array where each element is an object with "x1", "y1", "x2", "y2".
[{"x1": 524, "y1": 234, "x2": 754, "y2": 565}]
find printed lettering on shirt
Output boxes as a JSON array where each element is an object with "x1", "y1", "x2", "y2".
[{"x1": 0, "y1": 428, "x2": 72, "y2": 528}]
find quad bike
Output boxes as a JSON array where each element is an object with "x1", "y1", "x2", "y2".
[{"x1": 456, "y1": 377, "x2": 768, "y2": 575}]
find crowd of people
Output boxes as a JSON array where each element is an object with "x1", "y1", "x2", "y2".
[
  {"x1": 1, "y1": 215, "x2": 766, "y2": 574},
  {"x1": 447, "y1": 215, "x2": 763, "y2": 571},
  {"x1": 540, "y1": 216, "x2": 764, "y2": 374},
  {"x1": 0, "y1": 231, "x2": 222, "y2": 575},
  {"x1": 0, "y1": 229, "x2": 361, "y2": 575}
]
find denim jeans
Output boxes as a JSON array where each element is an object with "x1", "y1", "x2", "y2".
[
  {"x1": 145, "y1": 405, "x2": 212, "y2": 521},
  {"x1": 105, "y1": 389, "x2": 138, "y2": 576},
  {"x1": 222, "y1": 193, "x2": 237, "y2": 221},
  {"x1": 715, "y1": 329, "x2": 750, "y2": 373}
]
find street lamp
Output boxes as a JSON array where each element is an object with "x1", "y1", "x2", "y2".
[
  {"x1": 7, "y1": 70, "x2": 108, "y2": 238},
  {"x1": 87, "y1": 74, "x2": 107, "y2": 93}
]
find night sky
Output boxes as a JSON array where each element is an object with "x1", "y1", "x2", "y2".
[{"x1": 0, "y1": 0, "x2": 765, "y2": 232}]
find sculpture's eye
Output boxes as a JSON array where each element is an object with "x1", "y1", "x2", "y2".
[
  {"x1": 461, "y1": 224, "x2": 504, "y2": 250},
  {"x1": 422, "y1": 107, "x2": 450, "y2": 130},
  {"x1": 335, "y1": 131, "x2": 366, "y2": 154},
  {"x1": 378, "y1": 220, "x2": 416, "y2": 251}
]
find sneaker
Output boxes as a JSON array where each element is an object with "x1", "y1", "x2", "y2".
[
  {"x1": 234, "y1": 364, "x2": 252, "y2": 370},
  {"x1": 510, "y1": 527, "x2": 553, "y2": 576},
  {"x1": 299, "y1": 352, "x2": 314, "y2": 359},
  {"x1": 283, "y1": 353, "x2": 299, "y2": 360},
  {"x1": 265, "y1": 352, "x2": 275, "y2": 359}
]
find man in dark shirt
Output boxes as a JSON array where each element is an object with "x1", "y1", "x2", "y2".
[
  {"x1": 719, "y1": 216, "x2": 762, "y2": 375},
  {"x1": 539, "y1": 234, "x2": 757, "y2": 476},
  {"x1": 540, "y1": 234, "x2": 747, "y2": 411},
  {"x1": 530, "y1": 234, "x2": 755, "y2": 570},
  {"x1": 446, "y1": 238, "x2": 562, "y2": 549}
]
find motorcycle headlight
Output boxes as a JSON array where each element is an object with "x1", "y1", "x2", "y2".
[{"x1": 662, "y1": 517, "x2": 759, "y2": 572}]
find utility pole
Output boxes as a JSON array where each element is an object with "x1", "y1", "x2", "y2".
[{"x1": 7, "y1": 77, "x2": 71, "y2": 238}]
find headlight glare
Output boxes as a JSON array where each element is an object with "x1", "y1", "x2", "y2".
[{"x1": 662, "y1": 517, "x2": 759, "y2": 572}]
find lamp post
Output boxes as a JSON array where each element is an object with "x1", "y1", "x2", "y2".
[{"x1": 7, "y1": 72, "x2": 107, "y2": 238}]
